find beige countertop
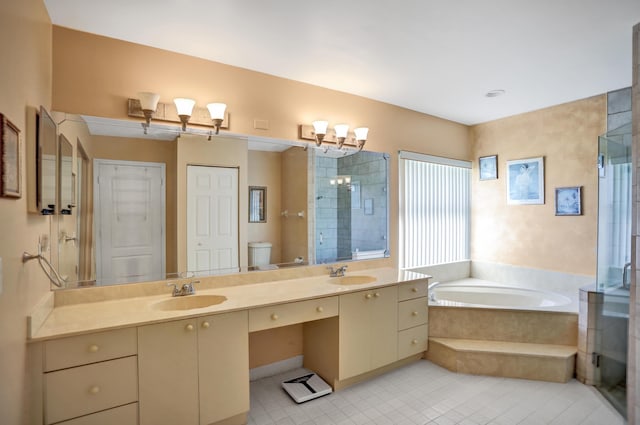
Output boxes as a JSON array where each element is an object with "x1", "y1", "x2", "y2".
[{"x1": 29, "y1": 268, "x2": 430, "y2": 341}]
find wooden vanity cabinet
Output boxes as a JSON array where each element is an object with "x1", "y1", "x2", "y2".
[
  {"x1": 138, "y1": 311, "x2": 249, "y2": 425},
  {"x1": 42, "y1": 328, "x2": 138, "y2": 425},
  {"x1": 338, "y1": 285, "x2": 398, "y2": 379}
]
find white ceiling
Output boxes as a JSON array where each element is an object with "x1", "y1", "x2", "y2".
[{"x1": 45, "y1": 0, "x2": 640, "y2": 125}]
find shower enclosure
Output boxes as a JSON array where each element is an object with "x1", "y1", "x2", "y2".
[{"x1": 595, "y1": 122, "x2": 632, "y2": 417}]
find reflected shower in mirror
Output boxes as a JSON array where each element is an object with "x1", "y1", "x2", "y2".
[
  {"x1": 37, "y1": 106, "x2": 57, "y2": 215},
  {"x1": 52, "y1": 112, "x2": 389, "y2": 289}
]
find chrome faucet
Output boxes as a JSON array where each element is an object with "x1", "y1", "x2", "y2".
[
  {"x1": 622, "y1": 262, "x2": 632, "y2": 289},
  {"x1": 168, "y1": 280, "x2": 200, "y2": 297},
  {"x1": 327, "y1": 265, "x2": 348, "y2": 277}
]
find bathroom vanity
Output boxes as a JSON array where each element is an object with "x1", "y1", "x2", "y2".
[{"x1": 29, "y1": 267, "x2": 429, "y2": 425}]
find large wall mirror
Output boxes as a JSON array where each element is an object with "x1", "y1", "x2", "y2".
[
  {"x1": 37, "y1": 107, "x2": 57, "y2": 215},
  {"x1": 51, "y1": 112, "x2": 389, "y2": 289}
]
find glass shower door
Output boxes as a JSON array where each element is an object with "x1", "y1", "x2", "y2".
[{"x1": 595, "y1": 123, "x2": 632, "y2": 417}]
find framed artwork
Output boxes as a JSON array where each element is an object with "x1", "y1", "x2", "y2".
[
  {"x1": 479, "y1": 155, "x2": 498, "y2": 180},
  {"x1": 506, "y1": 157, "x2": 544, "y2": 205},
  {"x1": 248, "y1": 186, "x2": 266, "y2": 223},
  {"x1": 555, "y1": 186, "x2": 582, "y2": 216},
  {"x1": 0, "y1": 114, "x2": 21, "y2": 198}
]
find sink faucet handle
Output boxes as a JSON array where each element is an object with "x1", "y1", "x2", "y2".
[{"x1": 167, "y1": 281, "x2": 181, "y2": 296}]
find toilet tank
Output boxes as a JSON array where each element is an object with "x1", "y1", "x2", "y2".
[{"x1": 248, "y1": 242, "x2": 272, "y2": 267}]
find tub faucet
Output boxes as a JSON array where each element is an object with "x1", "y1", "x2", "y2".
[
  {"x1": 622, "y1": 262, "x2": 632, "y2": 289},
  {"x1": 168, "y1": 280, "x2": 200, "y2": 296},
  {"x1": 328, "y1": 265, "x2": 348, "y2": 277}
]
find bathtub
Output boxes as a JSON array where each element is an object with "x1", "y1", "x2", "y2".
[{"x1": 429, "y1": 279, "x2": 576, "y2": 312}]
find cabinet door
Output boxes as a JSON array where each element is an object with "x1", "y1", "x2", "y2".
[
  {"x1": 339, "y1": 286, "x2": 398, "y2": 380},
  {"x1": 369, "y1": 286, "x2": 398, "y2": 370},
  {"x1": 198, "y1": 311, "x2": 249, "y2": 425},
  {"x1": 138, "y1": 319, "x2": 199, "y2": 425}
]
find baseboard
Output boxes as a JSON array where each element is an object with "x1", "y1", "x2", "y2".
[{"x1": 250, "y1": 355, "x2": 304, "y2": 381}]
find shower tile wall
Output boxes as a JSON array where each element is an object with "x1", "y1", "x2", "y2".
[
  {"x1": 338, "y1": 151, "x2": 388, "y2": 256},
  {"x1": 315, "y1": 151, "x2": 388, "y2": 263}
]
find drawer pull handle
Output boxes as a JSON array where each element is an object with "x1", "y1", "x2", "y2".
[
  {"x1": 88, "y1": 386, "x2": 100, "y2": 395},
  {"x1": 88, "y1": 344, "x2": 99, "y2": 353},
  {"x1": 374, "y1": 292, "x2": 380, "y2": 298},
  {"x1": 365, "y1": 294, "x2": 373, "y2": 299},
  {"x1": 185, "y1": 324, "x2": 194, "y2": 332},
  {"x1": 316, "y1": 306, "x2": 324, "y2": 313},
  {"x1": 411, "y1": 287, "x2": 418, "y2": 293},
  {"x1": 271, "y1": 314, "x2": 279, "y2": 320},
  {"x1": 201, "y1": 321, "x2": 210, "y2": 329},
  {"x1": 411, "y1": 311, "x2": 419, "y2": 316},
  {"x1": 411, "y1": 339, "x2": 418, "y2": 345}
]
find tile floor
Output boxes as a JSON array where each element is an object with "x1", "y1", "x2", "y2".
[{"x1": 248, "y1": 360, "x2": 624, "y2": 425}]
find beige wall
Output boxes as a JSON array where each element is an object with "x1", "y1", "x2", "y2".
[
  {"x1": 248, "y1": 151, "x2": 282, "y2": 263},
  {"x1": 51, "y1": 26, "x2": 472, "y2": 270},
  {"x1": 281, "y1": 147, "x2": 309, "y2": 263},
  {"x1": 470, "y1": 95, "x2": 606, "y2": 276},
  {"x1": 0, "y1": 1, "x2": 52, "y2": 424}
]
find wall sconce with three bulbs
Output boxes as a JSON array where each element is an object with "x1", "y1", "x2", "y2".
[
  {"x1": 299, "y1": 121, "x2": 369, "y2": 151},
  {"x1": 130, "y1": 92, "x2": 228, "y2": 135}
]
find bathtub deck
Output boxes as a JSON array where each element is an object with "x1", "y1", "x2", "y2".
[
  {"x1": 427, "y1": 305, "x2": 578, "y2": 383},
  {"x1": 428, "y1": 337, "x2": 576, "y2": 383}
]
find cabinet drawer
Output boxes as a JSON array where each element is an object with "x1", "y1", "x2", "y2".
[
  {"x1": 54, "y1": 403, "x2": 138, "y2": 425},
  {"x1": 249, "y1": 297, "x2": 338, "y2": 331},
  {"x1": 44, "y1": 327, "x2": 137, "y2": 371},
  {"x1": 398, "y1": 297, "x2": 428, "y2": 330},
  {"x1": 45, "y1": 356, "x2": 138, "y2": 424},
  {"x1": 398, "y1": 280, "x2": 429, "y2": 301},
  {"x1": 398, "y1": 324, "x2": 428, "y2": 359}
]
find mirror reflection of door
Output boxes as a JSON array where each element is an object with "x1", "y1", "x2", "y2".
[
  {"x1": 187, "y1": 165, "x2": 239, "y2": 275},
  {"x1": 94, "y1": 159, "x2": 166, "y2": 285}
]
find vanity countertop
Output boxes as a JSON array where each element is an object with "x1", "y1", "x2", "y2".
[{"x1": 29, "y1": 268, "x2": 430, "y2": 341}]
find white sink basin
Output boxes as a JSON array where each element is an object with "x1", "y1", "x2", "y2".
[
  {"x1": 152, "y1": 295, "x2": 227, "y2": 311},
  {"x1": 329, "y1": 275, "x2": 377, "y2": 285}
]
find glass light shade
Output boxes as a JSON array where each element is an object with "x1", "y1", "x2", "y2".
[
  {"x1": 312, "y1": 120, "x2": 329, "y2": 135},
  {"x1": 345, "y1": 176, "x2": 351, "y2": 184},
  {"x1": 330, "y1": 179, "x2": 336, "y2": 185},
  {"x1": 354, "y1": 127, "x2": 369, "y2": 141},
  {"x1": 138, "y1": 92, "x2": 160, "y2": 111},
  {"x1": 207, "y1": 103, "x2": 227, "y2": 120},
  {"x1": 334, "y1": 124, "x2": 349, "y2": 139},
  {"x1": 174, "y1": 98, "x2": 196, "y2": 116},
  {"x1": 337, "y1": 178, "x2": 344, "y2": 185}
]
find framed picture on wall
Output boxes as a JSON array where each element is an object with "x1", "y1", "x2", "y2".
[
  {"x1": 555, "y1": 186, "x2": 581, "y2": 216},
  {"x1": 0, "y1": 113, "x2": 21, "y2": 198},
  {"x1": 506, "y1": 157, "x2": 544, "y2": 205},
  {"x1": 479, "y1": 155, "x2": 498, "y2": 180}
]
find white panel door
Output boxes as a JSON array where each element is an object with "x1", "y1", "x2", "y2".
[
  {"x1": 95, "y1": 160, "x2": 166, "y2": 285},
  {"x1": 187, "y1": 166, "x2": 239, "y2": 274}
]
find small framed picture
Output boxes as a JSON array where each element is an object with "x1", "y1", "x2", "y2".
[
  {"x1": 479, "y1": 155, "x2": 498, "y2": 180},
  {"x1": 555, "y1": 186, "x2": 581, "y2": 216},
  {"x1": 506, "y1": 157, "x2": 544, "y2": 205},
  {"x1": 0, "y1": 114, "x2": 21, "y2": 198}
]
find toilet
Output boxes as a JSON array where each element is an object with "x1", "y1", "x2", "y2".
[{"x1": 248, "y1": 242, "x2": 272, "y2": 267}]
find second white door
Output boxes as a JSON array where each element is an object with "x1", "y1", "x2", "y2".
[{"x1": 187, "y1": 165, "x2": 239, "y2": 274}]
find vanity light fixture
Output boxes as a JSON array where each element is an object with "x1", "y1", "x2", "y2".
[
  {"x1": 312, "y1": 120, "x2": 328, "y2": 146},
  {"x1": 334, "y1": 124, "x2": 349, "y2": 149},
  {"x1": 138, "y1": 92, "x2": 161, "y2": 132},
  {"x1": 354, "y1": 127, "x2": 369, "y2": 150},
  {"x1": 299, "y1": 122, "x2": 369, "y2": 151},
  {"x1": 207, "y1": 103, "x2": 227, "y2": 134},
  {"x1": 128, "y1": 95, "x2": 230, "y2": 135},
  {"x1": 174, "y1": 98, "x2": 196, "y2": 131}
]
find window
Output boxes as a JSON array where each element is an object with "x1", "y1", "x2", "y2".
[{"x1": 399, "y1": 151, "x2": 471, "y2": 269}]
